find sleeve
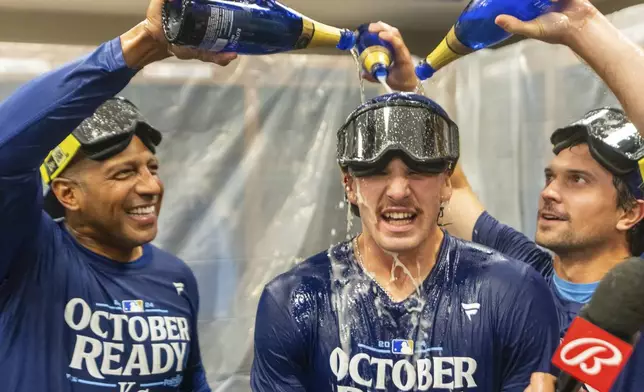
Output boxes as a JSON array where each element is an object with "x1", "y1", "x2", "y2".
[
  {"x1": 0, "y1": 37, "x2": 138, "y2": 282},
  {"x1": 473, "y1": 211, "x2": 554, "y2": 277},
  {"x1": 180, "y1": 269, "x2": 211, "y2": 392},
  {"x1": 251, "y1": 287, "x2": 308, "y2": 392},
  {"x1": 498, "y1": 266, "x2": 560, "y2": 391}
]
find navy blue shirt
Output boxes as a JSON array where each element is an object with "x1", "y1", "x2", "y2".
[
  {"x1": 473, "y1": 211, "x2": 644, "y2": 392},
  {"x1": 251, "y1": 234, "x2": 559, "y2": 391},
  {"x1": 0, "y1": 38, "x2": 209, "y2": 391}
]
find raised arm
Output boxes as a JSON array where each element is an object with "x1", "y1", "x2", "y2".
[
  {"x1": 497, "y1": 0, "x2": 644, "y2": 136},
  {"x1": 0, "y1": 0, "x2": 235, "y2": 282},
  {"x1": 447, "y1": 163, "x2": 555, "y2": 275},
  {"x1": 444, "y1": 162, "x2": 486, "y2": 241},
  {"x1": 0, "y1": 39, "x2": 139, "y2": 282}
]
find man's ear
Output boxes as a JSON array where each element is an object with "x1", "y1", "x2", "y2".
[
  {"x1": 50, "y1": 177, "x2": 82, "y2": 213},
  {"x1": 343, "y1": 173, "x2": 358, "y2": 205},
  {"x1": 440, "y1": 173, "x2": 453, "y2": 203},
  {"x1": 617, "y1": 199, "x2": 644, "y2": 232}
]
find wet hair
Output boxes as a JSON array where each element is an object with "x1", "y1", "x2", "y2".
[{"x1": 563, "y1": 139, "x2": 642, "y2": 255}]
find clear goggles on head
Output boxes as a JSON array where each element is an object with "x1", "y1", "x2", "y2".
[
  {"x1": 551, "y1": 107, "x2": 644, "y2": 199},
  {"x1": 40, "y1": 97, "x2": 162, "y2": 186},
  {"x1": 337, "y1": 93, "x2": 459, "y2": 175},
  {"x1": 40, "y1": 97, "x2": 162, "y2": 219}
]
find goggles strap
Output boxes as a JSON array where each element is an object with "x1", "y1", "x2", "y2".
[{"x1": 40, "y1": 134, "x2": 81, "y2": 185}]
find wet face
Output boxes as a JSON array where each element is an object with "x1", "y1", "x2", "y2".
[
  {"x1": 57, "y1": 136, "x2": 163, "y2": 250},
  {"x1": 536, "y1": 143, "x2": 623, "y2": 253},
  {"x1": 346, "y1": 157, "x2": 451, "y2": 253}
]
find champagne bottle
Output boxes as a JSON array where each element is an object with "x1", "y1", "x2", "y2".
[
  {"x1": 162, "y1": 0, "x2": 356, "y2": 54},
  {"x1": 415, "y1": 0, "x2": 555, "y2": 80},
  {"x1": 355, "y1": 24, "x2": 394, "y2": 79}
]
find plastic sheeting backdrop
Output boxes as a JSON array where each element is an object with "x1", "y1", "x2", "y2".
[{"x1": 0, "y1": 4, "x2": 642, "y2": 390}]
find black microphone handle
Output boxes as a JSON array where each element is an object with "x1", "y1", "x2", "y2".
[{"x1": 556, "y1": 372, "x2": 584, "y2": 392}]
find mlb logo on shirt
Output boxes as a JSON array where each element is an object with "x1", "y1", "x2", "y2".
[
  {"x1": 122, "y1": 300, "x2": 144, "y2": 313},
  {"x1": 391, "y1": 339, "x2": 414, "y2": 355}
]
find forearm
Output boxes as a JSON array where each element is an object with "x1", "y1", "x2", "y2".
[
  {"x1": 445, "y1": 163, "x2": 485, "y2": 241},
  {"x1": 120, "y1": 21, "x2": 171, "y2": 69},
  {"x1": 0, "y1": 38, "x2": 138, "y2": 174},
  {"x1": 0, "y1": 20, "x2": 172, "y2": 176},
  {"x1": 451, "y1": 162, "x2": 471, "y2": 189},
  {"x1": 567, "y1": 11, "x2": 644, "y2": 135}
]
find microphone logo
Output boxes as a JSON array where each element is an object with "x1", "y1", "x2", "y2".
[
  {"x1": 552, "y1": 317, "x2": 634, "y2": 392},
  {"x1": 559, "y1": 337, "x2": 623, "y2": 375}
]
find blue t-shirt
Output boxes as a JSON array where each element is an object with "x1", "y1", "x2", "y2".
[
  {"x1": 473, "y1": 211, "x2": 644, "y2": 392},
  {"x1": 251, "y1": 234, "x2": 559, "y2": 391},
  {"x1": 0, "y1": 38, "x2": 209, "y2": 391}
]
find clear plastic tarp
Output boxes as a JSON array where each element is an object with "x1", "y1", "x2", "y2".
[{"x1": 0, "y1": 4, "x2": 642, "y2": 390}]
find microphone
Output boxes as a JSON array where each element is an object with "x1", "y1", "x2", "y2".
[{"x1": 552, "y1": 257, "x2": 644, "y2": 392}]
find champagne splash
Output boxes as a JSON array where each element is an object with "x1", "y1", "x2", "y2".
[
  {"x1": 346, "y1": 200, "x2": 354, "y2": 238},
  {"x1": 355, "y1": 180, "x2": 376, "y2": 228},
  {"x1": 384, "y1": 249, "x2": 422, "y2": 299},
  {"x1": 350, "y1": 47, "x2": 367, "y2": 104},
  {"x1": 329, "y1": 244, "x2": 360, "y2": 354},
  {"x1": 415, "y1": 79, "x2": 426, "y2": 95},
  {"x1": 356, "y1": 179, "x2": 421, "y2": 302},
  {"x1": 377, "y1": 75, "x2": 393, "y2": 94}
]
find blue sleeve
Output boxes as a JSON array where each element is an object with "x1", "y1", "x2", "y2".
[
  {"x1": 0, "y1": 37, "x2": 138, "y2": 282},
  {"x1": 251, "y1": 287, "x2": 307, "y2": 392},
  {"x1": 181, "y1": 269, "x2": 211, "y2": 392},
  {"x1": 473, "y1": 211, "x2": 554, "y2": 277},
  {"x1": 499, "y1": 266, "x2": 560, "y2": 391}
]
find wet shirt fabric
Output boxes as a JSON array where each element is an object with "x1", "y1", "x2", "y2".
[
  {"x1": 251, "y1": 233, "x2": 559, "y2": 391},
  {"x1": 473, "y1": 211, "x2": 644, "y2": 392},
  {"x1": 0, "y1": 38, "x2": 209, "y2": 391}
]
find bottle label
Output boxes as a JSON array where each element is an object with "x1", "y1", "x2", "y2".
[
  {"x1": 533, "y1": 0, "x2": 551, "y2": 12},
  {"x1": 298, "y1": 18, "x2": 343, "y2": 49},
  {"x1": 199, "y1": 6, "x2": 236, "y2": 52},
  {"x1": 359, "y1": 46, "x2": 392, "y2": 74}
]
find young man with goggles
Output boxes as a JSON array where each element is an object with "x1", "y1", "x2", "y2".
[
  {"x1": 357, "y1": 2, "x2": 644, "y2": 390},
  {"x1": 251, "y1": 93, "x2": 560, "y2": 391},
  {"x1": 0, "y1": 0, "x2": 236, "y2": 390}
]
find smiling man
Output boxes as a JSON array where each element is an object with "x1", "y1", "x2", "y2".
[
  {"x1": 446, "y1": 108, "x2": 644, "y2": 392},
  {"x1": 40, "y1": 98, "x2": 166, "y2": 254},
  {"x1": 0, "y1": 0, "x2": 237, "y2": 390},
  {"x1": 250, "y1": 93, "x2": 560, "y2": 392}
]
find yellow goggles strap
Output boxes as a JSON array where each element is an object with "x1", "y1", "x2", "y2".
[{"x1": 39, "y1": 134, "x2": 81, "y2": 185}]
